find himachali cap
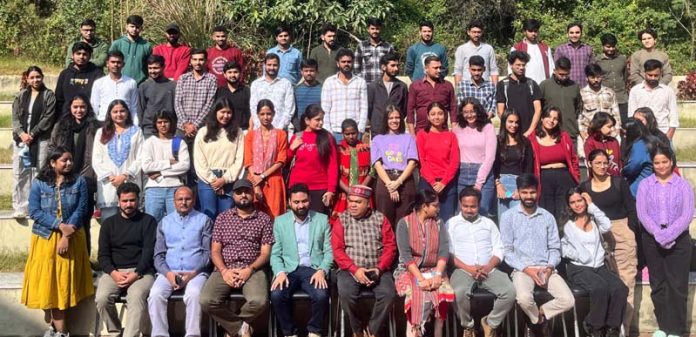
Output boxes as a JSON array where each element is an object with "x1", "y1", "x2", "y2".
[
  {"x1": 165, "y1": 23, "x2": 181, "y2": 33},
  {"x1": 349, "y1": 185, "x2": 373, "y2": 199}
]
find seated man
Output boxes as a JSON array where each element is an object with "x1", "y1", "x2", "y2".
[
  {"x1": 96, "y1": 183, "x2": 157, "y2": 337},
  {"x1": 200, "y1": 179, "x2": 274, "y2": 337},
  {"x1": 500, "y1": 174, "x2": 574, "y2": 337},
  {"x1": 332, "y1": 185, "x2": 397, "y2": 337},
  {"x1": 447, "y1": 187, "x2": 516, "y2": 337},
  {"x1": 270, "y1": 183, "x2": 333, "y2": 337},
  {"x1": 148, "y1": 186, "x2": 212, "y2": 337}
]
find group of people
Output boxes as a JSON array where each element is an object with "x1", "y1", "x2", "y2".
[{"x1": 11, "y1": 12, "x2": 693, "y2": 337}]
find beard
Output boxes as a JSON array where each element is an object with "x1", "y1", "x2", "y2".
[{"x1": 293, "y1": 207, "x2": 308, "y2": 217}]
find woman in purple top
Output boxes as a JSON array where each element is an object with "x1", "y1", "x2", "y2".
[
  {"x1": 636, "y1": 145, "x2": 693, "y2": 337},
  {"x1": 371, "y1": 105, "x2": 418, "y2": 227}
]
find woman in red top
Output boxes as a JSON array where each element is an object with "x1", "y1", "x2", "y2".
[
  {"x1": 529, "y1": 107, "x2": 579, "y2": 222},
  {"x1": 583, "y1": 112, "x2": 622, "y2": 177},
  {"x1": 333, "y1": 119, "x2": 373, "y2": 217},
  {"x1": 416, "y1": 102, "x2": 460, "y2": 222},
  {"x1": 287, "y1": 104, "x2": 338, "y2": 215}
]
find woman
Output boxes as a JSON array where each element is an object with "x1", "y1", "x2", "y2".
[
  {"x1": 528, "y1": 107, "x2": 580, "y2": 221},
  {"x1": 633, "y1": 107, "x2": 671, "y2": 148},
  {"x1": 583, "y1": 112, "x2": 622, "y2": 177},
  {"x1": 371, "y1": 105, "x2": 418, "y2": 226},
  {"x1": 287, "y1": 104, "x2": 338, "y2": 215},
  {"x1": 560, "y1": 189, "x2": 627, "y2": 337},
  {"x1": 416, "y1": 102, "x2": 460, "y2": 222},
  {"x1": 21, "y1": 147, "x2": 94, "y2": 337},
  {"x1": 12, "y1": 66, "x2": 57, "y2": 218},
  {"x1": 452, "y1": 97, "x2": 496, "y2": 218},
  {"x1": 636, "y1": 146, "x2": 693, "y2": 337},
  {"x1": 622, "y1": 118, "x2": 655, "y2": 197},
  {"x1": 493, "y1": 110, "x2": 534, "y2": 219},
  {"x1": 194, "y1": 99, "x2": 244, "y2": 220},
  {"x1": 243, "y1": 99, "x2": 288, "y2": 218},
  {"x1": 394, "y1": 189, "x2": 453, "y2": 337},
  {"x1": 92, "y1": 99, "x2": 143, "y2": 220},
  {"x1": 334, "y1": 118, "x2": 373, "y2": 217}
]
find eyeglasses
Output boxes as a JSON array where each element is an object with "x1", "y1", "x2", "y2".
[{"x1": 234, "y1": 189, "x2": 252, "y2": 195}]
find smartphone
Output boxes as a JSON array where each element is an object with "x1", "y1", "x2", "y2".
[
  {"x1": 366, "y1": 270, "x2": 378, "y2": 281},
  {"x1": 175, "y1": 275, "x2": 183, "y2": 286}
]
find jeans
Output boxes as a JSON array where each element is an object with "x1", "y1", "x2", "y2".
[
  {"x1": 270, "y1": 267, "x2": 330, "y2": 335},
  {"x1": 419, "y1": 179, "x2": 458, "y2": 223},
  {"x1": 457, "y1": 163, "x2": 496, "y2": 219},
  {"x1": 144, "y1": 187, "x2": 177, "y2": 223},
  {"x1": 197, "y1": 179, "x2": 233, "y2": 220},
  {"x1": 497, "y1": 174, "x2": 520, "y2": 219}
]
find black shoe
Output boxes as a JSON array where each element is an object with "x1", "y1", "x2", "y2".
[{"x1": 605, "y1": 327, "x2": 620, "y2": 337}]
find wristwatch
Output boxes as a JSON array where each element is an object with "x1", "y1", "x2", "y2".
[{"x1": 260, "y1": 173, "x2": 267, "y2": 180}]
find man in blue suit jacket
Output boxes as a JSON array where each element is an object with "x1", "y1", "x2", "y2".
[{"x1": 270, "y1": 183, "x2": 333, "y2": 337}]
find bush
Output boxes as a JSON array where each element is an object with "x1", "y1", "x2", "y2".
[{"x1": 678, "y1": 71, "x2": 696, "y2": 100}]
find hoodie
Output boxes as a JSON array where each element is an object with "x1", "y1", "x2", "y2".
[
  {"x1": 54, "y1": 62, "x2": 104, "y2": 115},
  {"x1": 109, "y1": 35, "x2": 153, "y2": 84}
]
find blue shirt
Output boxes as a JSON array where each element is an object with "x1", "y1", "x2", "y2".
[
  {"x1": 268, "y1": 45, "x2": 303, "y2": 84},
  {"x1": 294, "y1": 82, "x2": 322, "y2": 129},
  {"x1": 294, "y1": 214, "x2": 311, "y2": 267},
  {"x1": 153, "y1": 209, "x2": 213, "y2": 275},
  {"x1": 499, "y1": 205, "x2": 561, "y2": 271}
]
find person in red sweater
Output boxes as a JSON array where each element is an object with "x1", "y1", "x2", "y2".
[
  {"x1": 416, "y1": 101, "x2": 460, "y2": 222},
  {"x1": 207, "y1": 26, "x2": 245, "y2": 87},
  {"x1": 287, "y1": 104, "x2": 338, "y2": 215},
  {"x1": 583, "y1": 112, "x2": 622, "y2": 177},
  {"x1": 152, "y1": 23, "x2": 190, "y2": 80}
]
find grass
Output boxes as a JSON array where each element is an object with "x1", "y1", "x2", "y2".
[
  {"x1": 0, "y1": 145, "x2": 10, "y2": 164},
  {"x1": 679, "y1": 117, "x2": 696, "y2": 128},
  {"x1": 0, "y1": 115, "x2": 11, "y2": 127},
  {"x1": 0, "y1": 194, "x2": 11, "y2": 210},
  {"x1": 0, "y1": 248, "x2": 27, "y2": 272},
  {"x1": 677, "y1": 145, "x2": 696, "y2": 162},
  {"x1": 0, "y1": 55, "x2": 61, "y2": 75}
]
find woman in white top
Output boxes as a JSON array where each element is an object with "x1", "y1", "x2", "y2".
[
  {"x1": 92, "y1": 99, "x2": 143, "y2": 220},
  {"x1": 560, "y1": 188, "x2": 627, "y2": 337},
  {"x1": 194, "y1": 99, "x2": 244, "y2": 220}
]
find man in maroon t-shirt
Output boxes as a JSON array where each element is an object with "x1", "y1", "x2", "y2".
[{"x1": 206, "y1": 26, "x2": 245, "y2": 87}]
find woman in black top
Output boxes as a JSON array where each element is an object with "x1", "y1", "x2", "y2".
[
  {"x1": 493, "y1": 110, "x2": 534, "y2": 219},
  {"x1": 580, "y1": 149, "x2": 637, "y2": 336}
]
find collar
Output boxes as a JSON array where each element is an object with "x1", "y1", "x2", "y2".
[
  {"x1": 421, "y1": 76, "x2": 444, "y2": 84},
  {"x1": 366, "y1": 39, "x2": 386, "y2": 47},
  {"x1": 639, "y1": 81, "x2": 665, "y2": 90},
  {"x1": 465, "y1": 40, "x2": 482, "y2": 49},
  {"x1": 515, "y1": 204, "x2": 542, "y2": 218},
  {"x1": 565, "y1": 41, "x2": 586, "y2": 49},
  {"x1": 294, "y1": 212, "x2": 311, "y2": 225},
  {"x1": 351, "y1": 208, "x2": 374, "y2": 221},
  {"x1": 507, "y1": 75, "x2": 527, "y2": 84},
  {"x1": 465, "y1": 79, "x2": 489, "y2": 88},
  {"x1": 598, "y1": 53, "x2": 621, "y2": 60},
  {"x1": 299, "y1": 79, "x2": 320, "y2": 87},
  {"x1": 272, "y1": 45, "x2": 295, "y2": 54},
  {"x1": 457, "y1": 213, "x2": 482, "y2": 225},
  {"x1": 231, "y1": 207, "x2": 258, "y2": 219}
]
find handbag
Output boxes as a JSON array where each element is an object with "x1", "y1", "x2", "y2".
[{"x1": 599, "y1": 228, "x2": 619, "y2": 273}]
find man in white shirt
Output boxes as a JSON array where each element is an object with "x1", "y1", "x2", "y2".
[
  {"x1": 627, "y1": 59, "x2": 679, "y2": 139},
  {"x1": 509, "y1": 19, "x2": 555, "y2": 85},
  {"x1": 250, "y1": 53, "x2": 295, "y2": 130},
  {"x1": 90, "y1": 50, "x2": 140, "y2": 124},
  {"x1": 454, "y1": 20, "x2": 499, "y2": 85},
  {"x1": 447, "y1": 187, "x2": 516, "y2": 337},
  {"x1": 321, "y1": 48, "x2": 368, "y2": 141}
]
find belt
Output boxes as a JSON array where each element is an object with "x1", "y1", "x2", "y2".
[{"x1": 385, "y1": 169, "x2": 404, "y2": 176}]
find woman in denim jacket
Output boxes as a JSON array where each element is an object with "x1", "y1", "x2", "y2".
[{"x1": 20, "y1": 146, "x2": 94, "y2": 337}]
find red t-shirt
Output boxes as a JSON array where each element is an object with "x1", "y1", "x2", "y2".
[{"x1": 206, "y1": 45, "x2": 245, "y2": 87}]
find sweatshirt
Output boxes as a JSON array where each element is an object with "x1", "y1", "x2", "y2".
[
  {"x1": 138, "y1": 78, "x2": 176, "y2": 137},
  {"x1": 109, "y1": 35, "x2": 153, "y2": 84},
  {"x1": 206, "y1": 45, "x2": 245, "y2": 87},
  {"x1": 55, "y1": 63, "x2": 104, "y2": 115},
  {"x1": 65, "y1": 37, "x2": 110, "y2": 69},
  {"x1": 98, "y1": 211, "x2": 157, "y2": 275},
  {"x1": 405, "y1": 41, "x2": 449, "y2": 80},
  {"x1": 152, "y1": 43, "x2": 191, "y2": 80},
  {"x1": 416, "y1": 130, "x2": 460, "y2": 187},
  {"x1": 287, "y1": 130, "x2": 338, "y2": 193}
]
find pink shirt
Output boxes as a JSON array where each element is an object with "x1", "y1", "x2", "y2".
[{"x1": 452, "y1": 123, "x2": 497, "y2": 186}]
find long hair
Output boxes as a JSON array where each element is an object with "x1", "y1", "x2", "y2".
[
  {"x1": 36, "y1": 146, "x2": 77, "y2": 184},
  {"x1": 535, "y1": 107, "x2": 562, "y2": 142},
  {"x1": 204, "y1": 99, "x2": 240, "y2": 143},
  {"x1": 300, "y1": 104, "x2": 333, "y2": 165},
  {"x1": 20, "y1": 66, "x2": 45, "y2": 91},
  {"x1": 65, "y1": 93, "x2": 98, "y2": 124},
  {"x1": 497, "y1": 109, "x2": 530, "y2": 163},
  {"x1": 424, "y1": 101, "x2": 449, "y2": 132},
  {"x1": 559, "y1": 186, "x2": 590, "y2": 225},
  {"x1": 100, "y1": 99, "x2": 134, "y2": 144},
  {"x1": 456, "y1": 97, "x2": 489, "y2": 131},
  {"x1": 587, "y1": 112, "x2": 616, "y2": 140},
  {"x1": 256, "y1": 98, "x2": 276, "y2": 116},
  {"x1": 622, "y1": 117, "x2": 657, "y2": 161},
  {"x1": 380, "y1": 105, "x2": 405, "y2": 135}
]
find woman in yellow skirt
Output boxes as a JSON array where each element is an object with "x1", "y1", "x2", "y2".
[{"x1": 21, "y1": 146, "x2": 94, "y2": 337}]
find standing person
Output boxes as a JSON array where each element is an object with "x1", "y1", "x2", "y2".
[
  {"x1": 633, "y1": 107, "x2": 671, "y2": 147},
  {"x1": 394, "y1": 189, "x2": 454, "y2": 337},
  {"x1": 539, "y1": 57, "x2": 582, "y2": 149},
  {"x1": 56, "y1": 42, "x2": 104, "y2": 115},
  {"x1": 249, "y1": 53, "x2": 295, "y2": 130},
  {"x1": 287, "y1": 104, "x2": 338, "y2": 215},
  {"x1": 334, "y1": 119, "x2": 374, "y2": 217},
  {"x1": 321, "y1": 48, "x2": 368, "y2": 141},
  {"x1": 109, "y1": 15, "x2": 152, "y2": 84},
  {"x1": 583, "y1": 113, "x2": 622, "y2": 177},
  {"x1": 553, "y1": 22, "x2": 593, "y2": 87},
  {"x1": 268, "y1": 26, "x2": 303, "y2": 84},
  {"x1": 579, "y1": 63, "x2": 621, "y2": 145},
  {"x1": 95, "y1": 183, "x2": 157, "y2": 337},
  {"x1": 243, "y1": 99, "x2": 288, "y2": 219},
  {"x1": 64, "y1": 19, "x2": 110, "y2": 69},
  {"x1": 456, "y1": 55, "x2": 497, "y2": 117},
  {"x1": 371, "y1": 105, "x2": 418, "y2": 227},
  {"x1": 141, "y1": 111, "x2": 190, "y2": 222},
  {"x1": 581, "y1": 149, "x2": 638, "y2": 335},
  {"x1": 293, "y1": 59, "x2": 322, "y2": 131},
  {"x1": 560, "y1": 189, "x2": 627, "y2": 337},
  {"x1": 528, "y1": 107, "x2": 580, "y2": 222},
  {"x1": 309, "y1": 23, "x2": 340, "y2": 83},
  {"x1": 405, "y1": 20, "x2": 448, "y2": 81},
  {"x1": 510, "y1": 19, "x2": 555, "y2": 85},
  {"x1": 148, "y1": 186, "x2": 212, "y2": 337},
  {"x1": 496, "y1": 51, "x2": 542, "y2": 137},
  {"x1": 90, "y1": 50, "x2": 139, "y2": 124},
  {"x1": 406, "y1": 56, "x2": 457, "y2": 134},
  {"x1": 12, "y1": 66, "x2": 57, "y2": 218},
  {"x1": 91, "y1": 100, "x2": 144, "y2": 220},
  {"x1": 596, "y1": 33, "x2": 629, "y2": 125},
  {"x1": 627, "y1": 59, "x2": 679, "y2": 140},
  {"x1": 629, "y1": 28, "x2": 673, "y2": 86},
  {"x1": 21, "y1": 147, "x2": 93, "y2": 337},
  {"x1": 354, "y1": 17, "x2": 395, "y2": 84},
  {"x1": 207, "y1": 26, "x2": 245, "y2": 87},
  {"x1": 194, "y1": 99, "x2": 244, "y2": 220},
  {"x1": 452, "y1": 97, "x2": 497, "y2": 218},
  {"x1": 622, "y1": 118, "x2": 655, "y2": 197},
  {"x1": 453, "y1": 20, "x2": 499, "y2": 85},
  {"x1": 214, "y1": 61, "x2": 251, "y2": 132},
  {"x1": 367, "y1": 53, "x2": 408, "y2": 136},
  {"x1": 152, "y1": 23, "x2": 190, "y2": 80},
  {"x1": 416, "y1": 102, "x2": 460, "y2": 222},
  {"x1": 138, "y1": 55, "x2": 176, "y2": 138},
  {"x1": 493, "y1": 110, "x2": 534, "y2": 219}
]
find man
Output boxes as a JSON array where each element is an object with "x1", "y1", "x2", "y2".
[
  {"x1": 109, "y1": 15, "x2": 152, "y2": 84},
  {"x1": 214, "y1": 61, "x2": 251, "y2": 131},
  {"x1": 309, "y1": 23, "x2": 340, "y2": 83},
  {"x1": 175, "y1": 48, "x2": 217, "y2": 151},
  {"x1": 331, "y1": 185, "x2": 396, "y2": 337},
  {"x1": 293, "y1": 59, "x2": 322, "y2": 131},
  {"x1": 579, "y1": 63, "x2": 621, "y2": 142},
  {"x1": 90, "y1": 50, "x2": 139, "y2": 123},
  {"x1": 595, "y1": 33, "x2": 629, "y2": 125},
  {"x1": 500, "y1": 174, "x2": 574, "y2": 337},
  {"x1": 510, "y1": 19, "x2": 555, "y2": 85},
  {"x1": 367, "y1": 53, "x2": 408, "y2": 136},
  {"x1": 539, "y1": 57, "x2": 582, "y2": 144},
  {"x1": 456, "y1": 55, "x2": 496, "y2": 117},
  {"x1": 321, "y1": 49, "x2": 368, "y2": 140},
  {"x1": 152, "y1": 23, "x2": 190, "y2": 80},
  {"x1": 496, "y1": 51, "x2": 542, "y2": 137},
  {"x1": 448, "y1": 187, "x2": 516, "y2": 337},
  {"x1": 354, "y1": 18, "x2": 395, "y2": 84},
  {"x1": 249, "y1": 53, "x2": 295, "y2": 130},
  {"x1": 96, "y1": 183, "x2": 157, "y2": 337},
  {"x1": 207, "y1": 26, "x2": 245, "y2": 87},
  {"x1": 405, "y1": 20, "x2": 448, "y2": 81},
  {"x1": 629, "y1": 28, "x2": 673, "y2": 86},
  {"x1": 454, "y1": 20, "x2": 499, "y2": 85},
  {"x1": 627, "y1": 59, "x2": 679, "y2": 139},
  {"x1": 138, "y1": 54, "x2": 176, "y2": 137},
  {"x1": 268, "y1": 26, "x2": 303, "y2": 84},
  {"x1": 200, "y1": 179, "x2": 274, "y2": 337},
  {"x1": 407, "y1": 55, "x2": 457, "y2": 134},
  {"x1": 270, "y1": 183, "x2": 333, "y2": 337},
  {"x1": 64, "y1": 19, "x2": 109, "y2": 69},
  {"x1": 554, "y1": 22, "x2": 593, "y2": 87},
  {"x1": 148, "y1": 186, "x2": 212, "y2": 337},
  {"x1": 55, "y1": 42, "x2": 104, "y2": 115}
]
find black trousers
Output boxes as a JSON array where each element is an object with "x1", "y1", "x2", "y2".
[
  {"x1": 336, "y1": 269, "x2": 396, "y2": 335},
  {"x1": 566, "y1": 263, "x2": 628, "y2": 329},
  {"x1": 642, "y1": 231, "x2": 692, "y2": 336},
  {"x1": 618, "y1": 103, "x2": 628, "y2": 128},
  {"x1": 308, "y1": 189, "x2": 329, "y2": 216},
  {"x1": 539, "y1": 168, "x2": 577, "y2": 223}
]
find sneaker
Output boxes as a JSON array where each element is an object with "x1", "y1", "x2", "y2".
[
  {"x1": 93, "y1": 209, "x2": 101, "y2": 220},
  {"x1": 13, "y1": 211, "x2": 27, "y2": 219},
  {"x1": 462, "y1": 328, "x2": 475, "y2": 337},
  {"x1": 481, "y1": 316, "x2": 495, "y2": 337},
  {"x1": 642, "y1": 267, "x2": 650, "y2": 282},
  {"x1": 308, "y1": 333, "x2": 321, "y2": 337},
  {"x1": 42, "y1": 326, "x2": 55, "y2": 337},
  {"x1": 652, "y1": 330, "x2": 666, "y2": 337},
  {"x1": 55, "y1": 332, "x2": 70, "y2": 337},
  {"x1": 238, "y1": 322, "x2": 253, "y2": 337},
  {"x1": 605, "y1": 327, "x2": 620, "y2": 337}
]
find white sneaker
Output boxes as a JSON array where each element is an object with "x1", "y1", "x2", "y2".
[
  {"x1": 13, "y1": 211, "x2": 27, "y2": 219},
  {"x1": 308, "y1": 333, "x2": 322, "y2": 337}
]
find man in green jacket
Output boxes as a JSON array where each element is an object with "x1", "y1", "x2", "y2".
[
  {"x1": 109, "y1": 15, "x2": 152, "y2": 84},
  {"x1": 65, "y1": 19, "x2": 110, "y2": 69}
]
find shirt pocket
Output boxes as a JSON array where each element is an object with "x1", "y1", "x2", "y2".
[
  {"x1": 62, "y1": 186, "x2": 81, "y2": 211},
  {"x1": 40, "y1": 191, "x2": 55, "y2": 211}
]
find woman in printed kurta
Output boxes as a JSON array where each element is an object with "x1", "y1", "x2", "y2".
[{"x1": 333, "y1": 118, "x2": 373, "y2": 216}]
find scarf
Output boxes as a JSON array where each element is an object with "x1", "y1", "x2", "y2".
[
  {"x1": 252, "y1": 127, "x2": 278, "y2": 173},
  {"x1": 65, "y1": 117, "x2": 90, "y2": 173},
  {"x1": 107, "y1": 126, "x2": 137, "y2": 168},
  {"x1": 405, "y1": 211, "x2": 440, "y2": 268}
]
